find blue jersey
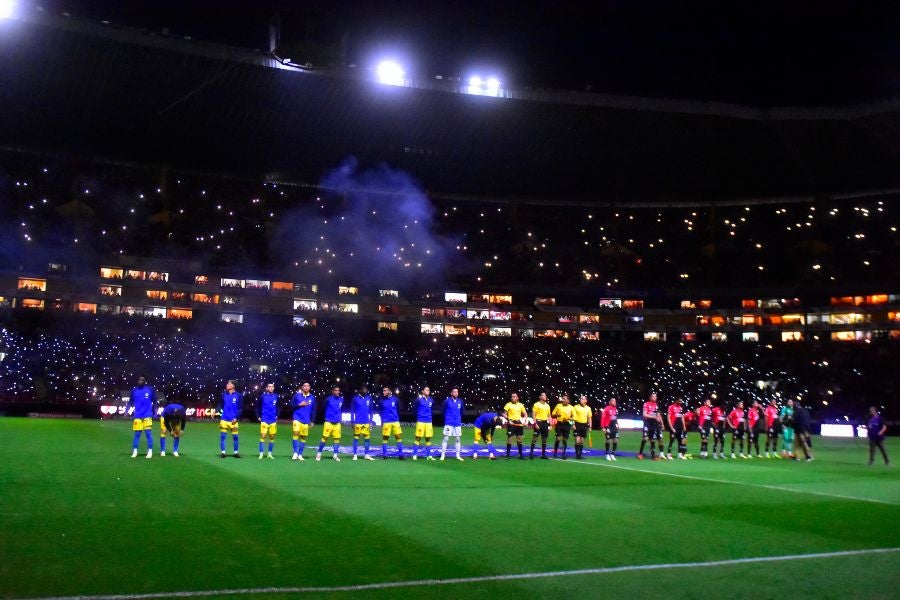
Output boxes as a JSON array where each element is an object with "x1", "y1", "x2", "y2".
[
  {"x1": 292, "y1": 392, "x2": 315, "y2": 424},
  {"x1": 162, "y1": 403, "x2": 184, "y2": 417},
  {"x1": 323, "y1": 394, "x2": 344, "y2": 423},
  {"x1": 474, "y1": 412, "x2": 497, "y2": 429},
  {"x1": 351, "y1": 394, "x2": 372, "y2": 424},
  {"x1": 258, "y1": 392, "x2": 279, "y2": 424},
  {"x1": 381, "y1": 395, "x2": 400, "y2": 423},
  {"x1": 443, "y1": 397, "x2": 464, "y2": 427},
  {"x1": 220, "y1": 392, "x2": 243, "y2": 421},
  {"x1": 130, "y1": 385, "x2": 155, "y2": 419},
  {"x1": 415, "y1": 396, "x2": 433, "y2": 423}
]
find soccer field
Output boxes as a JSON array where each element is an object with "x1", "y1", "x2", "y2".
[{"x1": 1, "y1": 419, "x2": 897, "y2": 600}]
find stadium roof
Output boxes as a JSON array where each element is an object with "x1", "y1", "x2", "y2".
[{"x1": 3, "y1": 7, "x2": 900, "y2": 204}]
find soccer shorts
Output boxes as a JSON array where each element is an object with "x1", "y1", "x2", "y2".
[
  {"x1": 643, "y1": 421, "x2": 662, "y2": 440},
  {"x1": 292, "y1": 420, "x2": 310, "y2": 438},
  {"x1": 605, "y1": 424, "x2": 619, "y2": 440},
  {"x1": 415, "y1": 422, "x2": 434, "y2": 438},
  {"x1": 673, "y1": 424, "x2": 686, "y2": 441},
  {"x1": 475, "y1": 425, "x2": 493, "y2": 444},
  {"x1": 767, "y1": 425, "x2": 780, "y2": 438},
  {"x1": 555, "y1": 422, "x2": 571, "y2": 439},
  {"x1": 574, "y1": 423, "x2": 589, "y2": 438},
  {"x1": 353, "y1": 424, "x2": 371, "y2": 438},
  {"x1": 219, "y1": 419, "x2": 239, "y2": 434},
  {"x1": 443, "y1": 425, "x2": 462, "y2": 437},
  {"x1": 713, "y1": 425, "x2": 725, "y2": 440},
  {"x1": 699, "y1": 423, "x2": 711, "y2": 441},
  {"x1": 732, "y1": 429, "x2": 744, "y2": 440},
  {"x1": 259, "y1": 422, "x2": 277, "y2": 437},
  {"x1": 132, "y1": 417, "x2": 152, "y2": 431},
  {"x1": 161, "y1": 419, "x2": 182, "y2": 437},
  {"x1": 322, "y1": 421, "x2": 341, "y2": 441},
  {"x1": 532, "y1": 420, "x2": 549, "y2": 439},
  {"x1": 507, "y1": 423, "x2": 524, "y2": 437},
  {"x1": 782, "y1": 428, "x2": 794, "y2": 444},
  {"x1": 382, "y1": 422, "x2": 402, "y2": 438}
]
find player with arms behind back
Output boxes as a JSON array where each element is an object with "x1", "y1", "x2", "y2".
[
  {"x1": 380, "y1": 387, "x2": 405, "y2": 459},
  {"x1": 728, "y1": 401, "x2": 746, "y2": 459},
  {"x1": 316, "y1": 385, "x2": 344, "y2": 462},
  {"x1": 711, "y1": 401, "x2": 727, "y2": 459},
  {"x1": 257, "y1": 383, "x2": 279, "y2": 460},
  {"x1": 440, "y1": 388, "x2": 465, "y2": 461},
  {"x1": 351, "y1": 385, "x2": 375, "y2": 461},
  {"x1": 128, "y1": 376, "x2": 155, "y2": 459},
  {"x1": 219, "y1": 380, "x2": 243, "y2": 458},
  {"x1": 413, "y1": 386, "x2": 435, "y2": 461}
]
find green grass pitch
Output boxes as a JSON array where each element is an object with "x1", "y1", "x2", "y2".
[{"x1": 1, "y1": 418, "x2": 898, "y2": 600}]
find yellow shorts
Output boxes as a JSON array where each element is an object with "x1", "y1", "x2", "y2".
[
  {"x1": 159, "y1": 421, "x2": 181, "y2": 437},
  {"x1": 474, "y1": 429, "x2": 492, "y2": 444},
  {"x1": 415, "y1": 422, "x2": 434, "y2": 438},
  {"x1": 259, "y1": 422, "x2": 277, "y2": 437},
  {"x1": 292, "y1": 421, "x2": 310, "y2": 438},
  {"x1": 382, "y1": 422, "x2": 402, "y2": 438},
  {"x1": 219, "y1": 420, "x2": 239, "y2": 434},
  {"x1": 353, "y1": 424, "x2": 371, "y2": 438},
  {"x1": 322, "y1": 422, "x2": 342, "y2": 441},
  {"x1": 132, "y1": 417, "x2": 152, "y2": 431}
]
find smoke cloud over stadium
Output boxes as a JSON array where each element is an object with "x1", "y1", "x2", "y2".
[{"x1": 274, "y1": 158, "x2": 470, "y2": 287}]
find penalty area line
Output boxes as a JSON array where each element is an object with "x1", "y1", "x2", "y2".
[
  {"x1": 562, "y1": 458, "x2": 900, "y2": 506},
  {"x1": 17, "y1": 547, "x2": 900, "y2": 600}
]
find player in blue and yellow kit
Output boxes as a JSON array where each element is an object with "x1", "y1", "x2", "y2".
[
  {"x1": 291, "y1": 382, "x2": 315, "y2": 461},
  {"x1": 351, "y1": 385, "x2": 375, "y2": 461},
  {"x1": 440, "y1": 388, "x2": 465, "y2": 461},
  {"x1": 128, "y1": 376, "x2": 155, "y2": 458},
  {"x1": 380, "y1": 386, "x2": 405, "y2": 459},
  {"x1": 257, "y1": 383, "x2": 279, "y2": 459},
  {"x1": 219, "y1": 380, "x2": 243, "y2": 458},
  {"x1": 413, "y1": 386, "x2": 435, "y2": 461},
  {"x1": 159, "y1": 403, "x2": 185, "y2": 457},
  {"x1": 316, "y1": 385, "x2": 344, "y2": 462},
  {"x1": 472, "y1": 412, "x2": 503, "y2": 460}
]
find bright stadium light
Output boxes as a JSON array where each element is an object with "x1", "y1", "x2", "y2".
[
  {"x1": 0, "y1": 0, "x2": 16, "y2": 19},
  {"x1": 466, "y1": 73, "x2": 502, "y2": 97},
  {"x1": 375, "y1": 60, "x2": 405, "y2": 86},
  {"x1": 469, "y1": 75, "x2": 483, "y2": 87}
]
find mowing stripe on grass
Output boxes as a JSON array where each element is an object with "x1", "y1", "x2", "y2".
[
  {"x1": 18, "y1": 547, "x2": 900, "y2": 600},
  {"x1": 563, "y1": 458, "x2": 900, "y2": 505}
]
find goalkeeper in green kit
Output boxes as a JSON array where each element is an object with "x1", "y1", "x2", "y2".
[{"x1": 779, "y1": 398, "x2": 794, "y2": 458}]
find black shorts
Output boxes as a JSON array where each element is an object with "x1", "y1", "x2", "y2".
[
  {"x1": 767, "y1": 424, "x2": 781, "y2": 437},
  {"x1": 699, "y1": 423, "x2": 712, "y2": 440},
  {"x1": 672, "y1": 424, "x2": 686, "y2": 441},
  {"x1": 532, "y1": 420, "x2": 550, "y2": 439},
  {"x1": 732, "y1": 429, "x2": 745, "y2": 440},
  {"x1": 714, "y1": 423, "x2": 725, "y2": 438},
  {"x1": 555, "y1": 422, "x2": 571, "y2": 439},
  {"x1": 507, "y1": 423, "x2": 524, "y2": 437},
  {"x1": 574, "y1": 423, "x2": 589, "y2": 438},
  {"x1": 605, "y1": 424, "x2": 619, "y2": 439},
  {"x1": 747, "y1": 429, "x2": 758, "y2": 442},
  {"x1": 643, "y1": 421, "x2": 662, "y2": 440}
]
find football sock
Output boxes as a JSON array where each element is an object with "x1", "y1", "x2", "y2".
[
  {"x1": 220, "y1": 432, "x2": 227, "y2": 452},
  {"x1": 173, "y1": 438, "x2": 180, "y2": 452}
]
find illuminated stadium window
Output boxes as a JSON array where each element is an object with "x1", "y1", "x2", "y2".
[
  {"x1": 831, "y1": 330, "x2": 872, "y2": 342},
  {"x1": 293, "y1": 299, "x2": 318, "y2": 311},
  {"x1": 171, "y1": 291, "x2": 187, "y2": 301},
  {"x1": 292, "y1": 317, "x2": 316, "y2": 327},
  {"x1": 711, "y1": 332, "x2": 728, "y2": 342},
  {"x1": 489, "y1": 294, "x2": 512, "y2": 304},
  {"x1": 741, "y1": 299, "x2": 758, "y2": 309},
  {"x1": 221, "y1": 313, "x2": 243, "y2": 324},
  {"x1": 99, "y1": 285, "x2": 122, "y2": 296},
  {"x1": 100, "y1": 267, "x2": 123, "y2": 279},
  {"x1": 445, "y1": 292, "x2": 467, "y2": 303},
  {"x1": 558, "y1": 314, "x2": 576, "y2": 324},
  {"x1": 623, "y1": 299, "x2": 644, "y2": 309},
  {"x1": 742, "y1": 332, "x2": 759, "y2": 342},
  {"x1": 245, "y1": 279, "x2": 270, "y2": 290},
  {"x1": 490, "y1": 311, "x2": 511, "y2": 321},
  {"x1": 467, "y1": 325, "x2": 489, "y2": 336},
  {"x1": 20, "y1": 298, "x2": 44, "y2": 309},
  {"x1": 294, "y1": 283, "x2": 319, "y2": 294},
  {"x1": 626, "y1": 315, "x2": 644, "y2": 324},
  {"x1": 681, "y1": 332, "x2": 697, "y2": 342},
  {"x1": 643, "y1": 332, "x2": 666, "y2": 342},
  {"x1": 768, "y1": 315, "x2": 783, "y2": 325},
  {"x1": 421, "y1": 323, "x2": 444, "y2": 334},
  {"x1": 579, "y1": 331, "x2": 600, "y2": 340},
  {"x1": 191, "y1": 293, "x2": 217, "y2": 304},
  {"x1": 337, "y1": 303, "x2": 358, "y2": 313},
  {"x1": 0, "y1": 297, "x2": 9, "y2": 308},
  {"x1": 125, "y1": 269, "x2": 145, "y2": 281},
  {"x1": 98, "y1": 305, "x2": 120, "y2": 315},
  {"x1": 469, "y1": 293, "x2": 490, "y2": 303},
  {"x1": 782, "y1": 314, "x2": 805, "y2": 325},
  {"x1": 831, "y1": 313, "x2": 866, "y2": 325},
  {"x1": 830, "y1": 296, "x2": 862, "y2": 307},
  {"x1": 518, "y1": 329, "x2": 535, "y2": 338},
  {"x1": 468, "y1": 309, "x2": 490, "y2": 320},
  {"x1": 146, "y1": 272, "x2": 168, "y2": 283},
  {"x1": 578, "y1": 314, "x2": 599, "y2": 324},
  {"x1": 681, "y1": 300, "x2": 697, "y2": 309},
  {"x1": 48, "y1": 263, "x2": 67, "y2": 273},
  {"x1": 889, "y1": 312, "x2": 900, "y2": 322},
  {"x1": 534, "y1": 297, "x2": 556, "y2": 306},
  {"x1": 146, "y1": 290, "x2": 168, "y2": 301},
  {"x1": 598, "y1": 298, "x2": 622, "y2": 309},
  {"x1": 272, "y1": 281, "x2": 293, "y2": 292},
  {"x1": 741, "y1": 315, "x2": 759, "y2": 326},
  {"x1": 864, "y1": 294, "x2": 888, "y2": 305},
  {"x1": 338, "y1": 286, "x2": 359, "y2": 295},
  {"x1": 445, "y1": 325, "x2": 467, "y2": 335},
  {"x1": 145, "y1": 307, "x2": 166, "y2": 318},
  {"x1": 446, "y1": 309, "x2": 465, "y2": 320},
  {"x1": 781, "y1": 331, "x2": 804, "y2": 342},
  {"x1": 379, "y1": 289, "x2": 399, "y2": 298},
  {"x1": 807, "y1": 313, "x2": 828, "y2": 323},
  {"x1": 220, "y1": 278, "x2": 245, "y2": 289},
  {"x1": 422, "y1": 308, "x2": 445, "y2": 318},
  {"x1": 194, "y1": 275, "x2": 209, "y2": 285},
  {"x1": 167, "y1": 308, "x2": 192, "y2": 320},
  {"x1": 221, "y1": 296, "x2": 239, "y2": 305},
  {"x1": 122, "y1": 306, "x2": 144, "y2": 316},
  {"x1": 697, "y1": 300, "x2": 712, "y2": 309},
  {"x1": 17, "y1": 278, "x2": 46, "y2": 292},
  {"x1": 76, "y1": 303, "x2": 97, "y2": 314},
  {"x1": 377, "y1": 322, "x2": 397, "y2": 332},
  {"x1": 489, "y1": 327, "x2": 512, "y2": 337}
]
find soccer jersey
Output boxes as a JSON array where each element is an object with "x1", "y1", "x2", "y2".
[
  {"x1": 292, "y1": 392, "x2": 315, "y2": 424},
  {"x1": 381, "y1": 395, "x2": 400, "y2": 423},
  {"x1": 748, "y1": 407, "x2": 760, "y2": 429},
  {"x1": 573, "y1": 404, "x2": 591, "y2": 424},
  {"x1": 474, "y1": 412, "x2": 497, "y2": 429},
  {"x1": 765, "y1": 405, "x2": 779, "y2": 428},
  {"x1": 727, "y1": 408, "x2": 745, "y2": 429},
  {"x1": 532, "y1": 401, "x2": 551, "y2": 421},
  {"x1": 415, "y1": 396, "x2": 434, "y2": 423},
  {"x1": 130, "y1": 385, "x2": 155, "y2": 419},
  {"x1": 443, "y1": 397, "x2": 463, "y2": 427},
  {"x1": 258, "y1": 392, "x2": 279, "y2": 424},
  {"x1": 323, "y1": 394, "x2": 344, "y2": 423},
  {"x1": 220, "y1": 391, "x2": 243, "y2": 421},
  {"x1": 867, "y1": 414, "x2": 885, "y2": 439},
  {"x1": 600, "y1": 405, "x2": 617, "y2": 428},
  {"x1": 504, "y1": 402, "x2": 527, "y2": 423},
  {"x1": 712, "y1": 406, "x2": 726, "y2": 425},
  {"x1": 779, "y1": 406, "x2": 794, "y2": 426},
  {"x1": 667, "y1": 404, "x2": 684, "y2": 427},
  {"x1": 162, "y1": 403, "x2": 184, "y2": 417},
  {"x1": 642, "y1": 400, "x2": 659, "y2": 421},
  {"x1": 351, "y1": 394, "x2": 372, "y2": 424},
  {"x1": 696, "y1": 405, "x2": 711, "y2": 427},
  {"x1": 552, "y1": 403, "x2": 574, "y2": 422}
]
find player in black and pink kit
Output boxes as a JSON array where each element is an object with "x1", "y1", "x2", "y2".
[
  {"x1": 746, "y1": 400, "x2": 764, "y2": 457},
  {"x1": 711, "y1": 402, "x2": 726, "y2": 458},
  {"x1": 696, "y1": 398, "x2": 713, "y2": 458},
  {"x1": 638, "y1": 392, "x2": 663, "y2": 460},
  {"x1": 666, "y1": 398, "x2": 687, "y2": 459},
  {"x1": 728, "y1": 401, "x2": 747, "y2": 459}
]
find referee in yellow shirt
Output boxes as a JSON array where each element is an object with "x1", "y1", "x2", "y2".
[
  {"x1": 552, "y1": 394, "x2": 575, "y2": 459},
  {"x1": 530, "y1": 392, "x2": 552, "y2": 459},
  {"x1": 503, "y1": 392, "x2": 528, "y2": 460},
  {"x1": 572, "y1": 394, "x2": 593, "y2": 460}
]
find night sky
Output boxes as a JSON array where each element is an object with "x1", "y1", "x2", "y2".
[{"x1": 34, "y1": 0, "x2": 900, "y2": 106}]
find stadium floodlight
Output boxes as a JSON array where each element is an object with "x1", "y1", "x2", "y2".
[
  {"x1": 375, "y1": 60, "x2": 406, "y2": 86},
  {"x1": 485, "y1": 77, "x2": 501, "y2": 91},
  {"x1": 466, "y1": 74, "x2": 502, "y2": 97},
  {"x1": 469, "y1": 75, "x2": 483, "y2": 87},
  {"x1": 0, "y1": 0, "x2": 16, "y2": 19}
]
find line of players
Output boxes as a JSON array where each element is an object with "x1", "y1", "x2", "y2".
[{"x1": 127, "y1": 378, "x2": 810, "y2": 463}]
